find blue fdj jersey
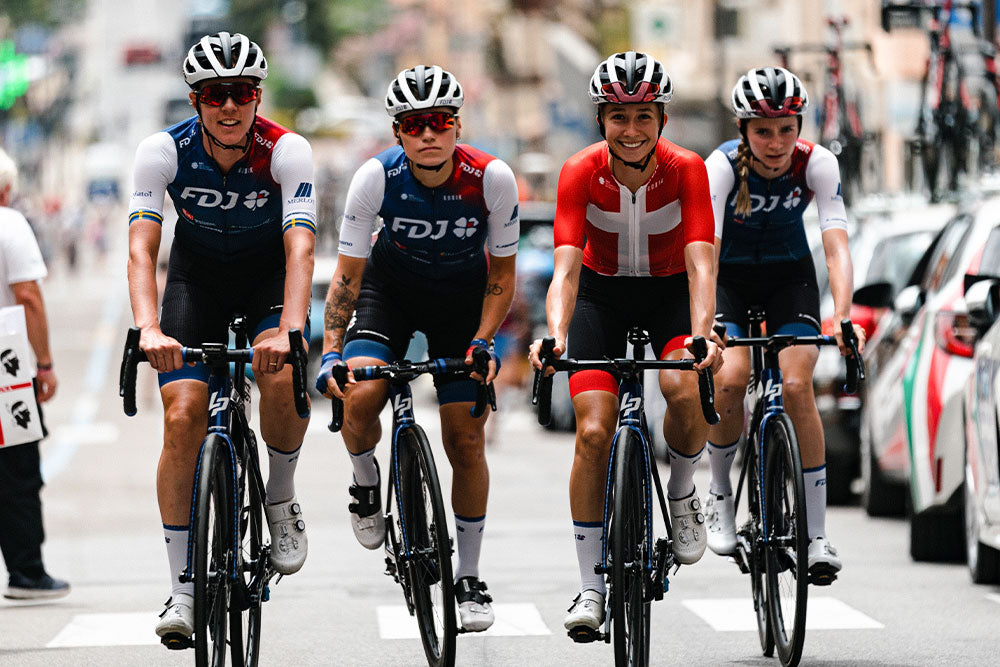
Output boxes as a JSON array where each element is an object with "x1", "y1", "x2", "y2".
[
  {"x1": 374, "y1": 146, "x2": 492, "y2": 280},
  {"x1": 716, "y1": 138, "x2": 817, "y2": 265}
]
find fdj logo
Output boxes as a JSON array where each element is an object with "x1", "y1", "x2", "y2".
[
  {"x1": 179, "y1": 187, "x2": 270, "y2": 210},
  {"x1": 390, "y1": 217, "x2": 479, "y2": 240},
  {"x1": 620, "y1": 392, "x2": 642, "y2": 416},
  {"x1": 392, "y1": 394, "x2": 412, "y2": 415},
  {"x1": 209, "y1": 391, "x2": 230, "y2": 417}
]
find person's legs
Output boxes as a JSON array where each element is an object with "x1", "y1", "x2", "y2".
[{"x1": 0, "y1": 442, "x2": 45, "y2": 578}]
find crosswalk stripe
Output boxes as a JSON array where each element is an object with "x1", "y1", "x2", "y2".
[
  {"x1": 47, "y1": 612, "x2": 161, "y2": 647},
  {"x1": 377, "y1": 603, "x2": 551, "y2": 638},
  {"x1": 683, "y1": 597, "x2": 883, "y2": 631}
]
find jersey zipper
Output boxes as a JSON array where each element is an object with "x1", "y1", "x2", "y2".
[{"x1": 630, "y1": 190, "x2": 639, "y2": 276}]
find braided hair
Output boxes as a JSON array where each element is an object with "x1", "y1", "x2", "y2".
[{"x1": 734, "y1": 139, "x2": 754, "y2": 218}]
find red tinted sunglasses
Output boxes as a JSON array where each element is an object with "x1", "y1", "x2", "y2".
[
  {"x1": 396, "y1": 112, "x2": 457, "y2": 136},
  {"x1": 749, "y1": 95, "x2": 805, "y2": 117},
  {"x1": 197, "y1": 82, "x2": 260, "y2": 107}
]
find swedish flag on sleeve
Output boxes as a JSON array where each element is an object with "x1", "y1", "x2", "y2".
[
  {"x1": 129, "y1": 209, "x2": 163, "y2": 225},
  {"x1": 282, "y1": 215, "x2": 317, "y2": 234}
]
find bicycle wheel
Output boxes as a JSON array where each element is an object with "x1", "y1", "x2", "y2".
[
  {"x1": 610, "y1": 429, "x2": 650, "y2": 667},
  {"x1": 193, "y1": 434, "x2": 233, "y2": 667},
  {"x1": 229, "y1": 429, "x2": 263, "y2": 667},
  {"x1": 763, "y1": 413, "x2": 808, "y2": 667},
  {"x1": 397, "y1": 426, "x2": 456, "y2": 667},
  {"x1": 742, "y1": 433, "x2": 773, "y2": 657}
]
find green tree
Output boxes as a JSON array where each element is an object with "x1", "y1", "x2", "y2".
[
  {"x1": 0, "y1": 0, "x2": 84, "y2": 29},
  {"x1": 230, "y1": 0, "x2": 386, "y2": 55}
]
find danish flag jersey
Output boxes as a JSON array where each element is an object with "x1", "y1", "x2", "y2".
[{"x1": 554, "y1": 138, "x2": 715, "y2": 277}]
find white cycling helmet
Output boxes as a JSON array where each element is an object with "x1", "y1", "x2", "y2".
[
  {"x1": 183, "y1": 32, "x2": 268, "y2": 88},
  {"x1": 589, "y1": 51, "x2": 672, "y2": 107},
  {"x1": 731, "y1": 67, "x2": 809, "y2": 119},
  {"x1": 385, "y1": 65, "x2": 464, "y2": 117}
]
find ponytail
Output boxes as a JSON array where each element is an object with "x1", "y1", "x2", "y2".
[{"x1": 734, "y1": 139, "x2": 753, "y2": 218}]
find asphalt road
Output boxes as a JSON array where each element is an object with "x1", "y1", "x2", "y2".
[{"x1": 1, "y1": 248, "x2": 998, "y2": 666}]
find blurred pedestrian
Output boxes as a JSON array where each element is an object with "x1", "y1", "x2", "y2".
[{"x1": 0, "y1": 146, "x2": 68, "y2": 601}]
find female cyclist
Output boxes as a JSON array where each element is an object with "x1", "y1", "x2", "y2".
[
  {"x1": 528, "y1": 51, "x2": 721, "y2": 640},
  {"x1": 702, "y1": 67, "x2": 865, "y2": 585}
]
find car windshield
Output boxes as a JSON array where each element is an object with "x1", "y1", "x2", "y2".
[
  {"x1": 866, "y1": 230, "x2": 936, "y2": 295},
  {"x1": 978, "y1": 225, "x2": 1000, "y2": 277}
]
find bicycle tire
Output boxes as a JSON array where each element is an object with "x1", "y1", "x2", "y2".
[
  {"x1": 193, "y1": 434, "x2": 232, "y2": 667},
  {"x1": 228, "y1": 428, "x2": 263, "y2": 667},
  {"x1": 763, "y1": 413, "x2": 808, "y2": 667},
  {"x1": 744, "y1": 431, "x2": 774, "y2": 658},
  {"x1": 397, "y1": 426, "x2": 456, "y2": 667},
  {"x1": 610, "y1": 429, "x2": 650, "y2": 667}
]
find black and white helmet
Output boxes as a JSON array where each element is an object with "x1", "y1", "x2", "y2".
[
  {"x1": 385, "y1": 65, "x2": 464, "y2": 117},
  {"x1": 589, "y1": 51, "x2": 672, "y2": 107},
  {"x1": 731, "y1": 67, "x2": 809, "y2": 119},
  {"x1": 183, "y1": 32, "x2": 268, "y2": 88}
]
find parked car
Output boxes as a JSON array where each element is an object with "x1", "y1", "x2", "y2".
[
  {"x1": 810, "y1": 202, "x2": 955, "y2": 503},
  {"x1": 960, "y1": 239, "x2": 1000, "y2": 583},
  {"x1": 858, "y1": 196, "x2": 1000, "y2": 561}
]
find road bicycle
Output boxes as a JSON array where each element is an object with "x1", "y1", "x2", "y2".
[
  {"x1": 532, "y1": 329, "x2": 718, "y2": 667},
  {"x1": 326, "y1": 350, "x2": 496, "y2": 667},
  {"x1": 723, "y1": 311, "x2": 863, "y2": 667},
  {"x1": 883, "y1": 0, "x2": 999, "y2": 200},
  {"x1": 119, "y1": 319, "x2": 311, "y2": 667},
  {"x1": 774, "y1": 16, "x2": 880, "y2": 207}
]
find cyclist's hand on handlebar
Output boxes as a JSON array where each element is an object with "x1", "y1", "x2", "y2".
[
  {"x1": 685, "y1": 336, "x2": 723, "y2": 373},
  {"x1": 466, "y1": 338, "x2": 500, "y2": 383},
  {"x1": 139, "y1": 326, "x2": 184, "y2": 372},
  {"x1": 316, "y1": 351, "x2": 354, "y2": 399},
  {"x1": 834, "y1": 321, "x2": 867, "y2": 356},
  {"x1": 528, "y1": 336, "x2": 564, "y2": 373},
  {"x1": 252, "y1": 330, "x2": 290, "y2": 375}
]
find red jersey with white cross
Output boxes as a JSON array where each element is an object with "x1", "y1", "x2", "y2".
[{"x1": 554, "y1": 138, "x2": 715, "y2": 277}]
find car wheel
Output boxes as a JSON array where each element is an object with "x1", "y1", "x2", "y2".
[
  {"x1": 910, "y1": 505, "x2": 964, "y2": 562},
  {"x1": 965, "y1": 458, "x2": 1000, "y2": 583},
  {"x1": 860, "y1": 425, "x2": 905, "y2": 517}
]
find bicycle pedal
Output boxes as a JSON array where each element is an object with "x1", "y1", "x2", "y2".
[
  {"x1": 567, "y1": 626, "x2": 601, "y2": 643},
  {"x1": 160, "y1": 633, "x2": 194, "y2": 651},
  {"x1": 808, "y1": 567, "x2": 838, "y2": 586}
]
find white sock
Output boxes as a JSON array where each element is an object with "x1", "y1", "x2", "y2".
[
  {"x1": 573, "y1": 521, "x2": 606, "y2": 596},
  {"x1": 454, "y1": 514, "x2": 486, "y2": 581},
  {"x1": 707, "y1": 439, "x2": 739, "y2": 496},
  {"x1": 349, "y1": 446, "x2": 379, "y2": 487},
  {"x1": 265, "y1": 443, "x2": 301, "y2": 504},
  {"x1": 666, "y1": 444, "x2": 704, "y2": 500},
  {"x1": 164, "y1": 524, "x2": 193, "y2": 598},
  {"x1": 803, "y1": 464, "x2": 827, "y2": 540}
]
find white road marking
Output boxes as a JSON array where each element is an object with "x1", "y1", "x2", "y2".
[
  {"x1": 683, "y1": 597, "x2": 883, "y2": 631},
  {"x1": 377, "y1": 603, "x2": 551, "y2": 638},
  {"x1": 47, "y1": 612, "x2": 161, "y2": 647},
  {"x1": 986, "y1": 593, "x2": 1000, "y2": 606}
]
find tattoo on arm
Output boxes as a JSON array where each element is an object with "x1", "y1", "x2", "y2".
[
  {"x1": 324, "y1": 276, "x2": 357, "y2": 349},
  {"x1": 485, "y1": 282, "x2": 503, "y2": 297}
]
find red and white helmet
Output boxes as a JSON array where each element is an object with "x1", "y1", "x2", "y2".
[
  {"x1": 385, "y1": 65, "x2": 464, "y2": 117},
  {"x1": 731, "y1": 67, "x2": 809, "y2": 119},
  {"x1": 183, "y1": 32, "x2": 268, "y2": 88},
  {"x1": 589, "y1": 51, "x2": 672, "y2": 107}
]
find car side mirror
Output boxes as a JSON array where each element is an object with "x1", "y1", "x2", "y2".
[
  {"x1": 965, "y1": 278, "x2": 1000, "y2": 334},
  {"x1": 894, "y1": 284, "x2": 924, "y2": 327},
  {"x1": 853, "y1": 281, "x2": 894, "y2": 309}
]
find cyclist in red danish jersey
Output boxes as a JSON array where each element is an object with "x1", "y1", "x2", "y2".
[{"x1": 528, "y1": 51, "x2": 721, "y2": 638}]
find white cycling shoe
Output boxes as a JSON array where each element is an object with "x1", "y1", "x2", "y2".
[
  {"x1": 455, "y1": 576, "x2": 495, "y2": 632},
  {"x1": 265, "y1": 497, "x2": 308, "y2": 575},
  {"x1": 669, "y1": 489, "x2": 707, "y2": 564},
  {"x1": 564, "y1": 589, "x2": 605, "y2": 643},
  {"x1": 349, "y1": 460, "x2": 385, "y2": 550},
  {"x1": 155, "y1": 593, "x2": 194, "y2": 649},
  {"x1": 705, "y1": 492, "x2": 737, "y2": 556},
  {"x1": 807, "y1": 536, "x2": 842, "y2": 585}
]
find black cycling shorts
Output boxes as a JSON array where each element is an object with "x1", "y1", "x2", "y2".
[
  {"x1": 343, "y1": 257, "x2": 486, "y2": 404},
  {"x1": 158, "y1": 242, "x2": 292, "y2": 385},
  {"x1": 567, "y1": 266, "x2": 691, "y2": 396},
  {"x1": 715, "y1": 256, "x2": 821, "y2": 337}
]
